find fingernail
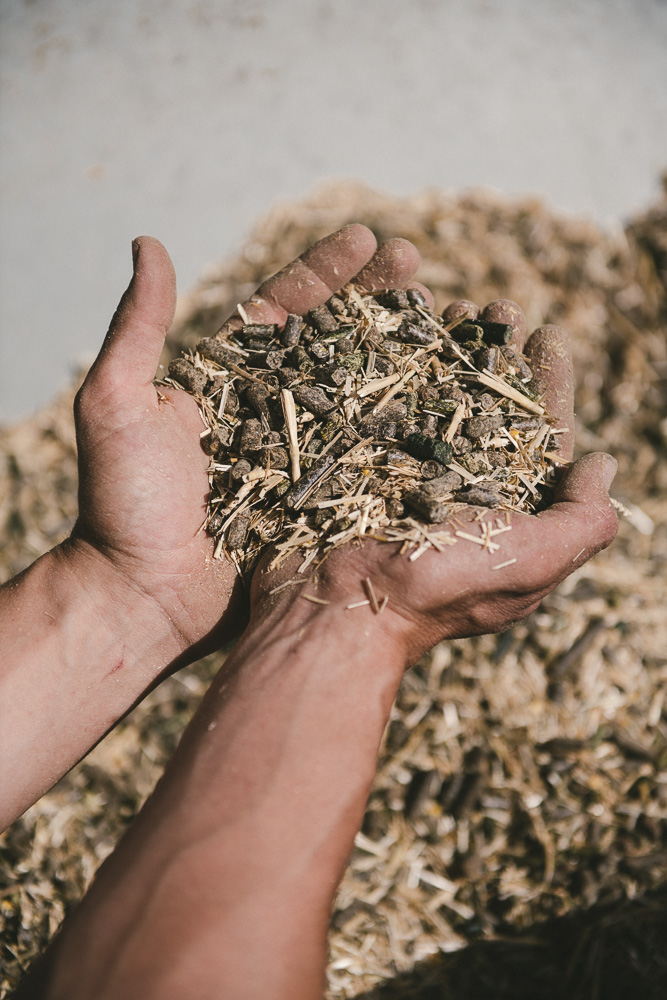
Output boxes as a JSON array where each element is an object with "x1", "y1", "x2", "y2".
[
  {"x1": 131, "y1": 238, "x2": 140, "y2": 270},
  {"x1": 602, "y1": 454, "x2": 618, "y2": 490}
]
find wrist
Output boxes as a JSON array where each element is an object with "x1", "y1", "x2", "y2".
[
  {"x1": 0, "y1": 540, "x2": 187, "y2": 826},
  {"x1": 245, "y1": 558, "x2": 413, "y2": 670},
  {"x1": 58, "y1": 536, "x2": 188, "y2": 665}
]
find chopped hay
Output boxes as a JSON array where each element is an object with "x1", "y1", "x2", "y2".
[
  {"x1": 163, "y1": 284, "x2": 563, "y2": 579},
  {"x1": 1, "y1": 178, "x2": 666, "y2": 997}
]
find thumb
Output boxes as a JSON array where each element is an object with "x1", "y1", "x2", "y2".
[
  {"x1": 536, "y1": 452, "x2": 619, "y2": 570},
  {"x1": 88, "y1": 236, "x2": 177, "y2": 389}
]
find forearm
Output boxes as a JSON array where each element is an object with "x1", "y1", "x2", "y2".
[
  {"x1": 0, "y1": 539, "x2": 184, "y2": 827},
  {"x1": 31, "y1": 600, "x2": 407, "y2": 1000}
]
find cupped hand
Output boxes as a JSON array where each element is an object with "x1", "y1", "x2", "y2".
[
  {"x1": 71, "y1": 227, "x2": 429, "y2": 662},
  {"x1": 251, "y1": 299, "x2": 618, "y2": 664}
]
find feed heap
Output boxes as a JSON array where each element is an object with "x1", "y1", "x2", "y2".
[{"x1": 165, "y1": 286, "x2": 562, "y2": 576}]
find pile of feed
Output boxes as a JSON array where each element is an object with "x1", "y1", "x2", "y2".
[
  {"x1": 1, "y1": 179, "x2": 666, "y2": 1000},
  {"x1": 167, "y1": 287, "x2": 559, "y2": 576}
]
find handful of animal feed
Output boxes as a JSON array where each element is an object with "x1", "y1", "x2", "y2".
[{"x1": 163, "y1": 286, "x2": 562, "y2": 576}]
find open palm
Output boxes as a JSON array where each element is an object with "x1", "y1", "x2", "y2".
[
  {"x1": 251, "y1": 301, "x2": 618, "y2": 663},
  {"x1": 72, "y1": 229, "x2": 431, "y2": 662}
]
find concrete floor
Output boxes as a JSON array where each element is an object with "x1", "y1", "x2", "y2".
[{"x1": 2, "y1": 0, "x2": 667, "y2": 420}]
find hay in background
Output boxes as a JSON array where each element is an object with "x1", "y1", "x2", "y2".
[{"x1": 1, "y1": 179, "x2": 666, "y2": 998}]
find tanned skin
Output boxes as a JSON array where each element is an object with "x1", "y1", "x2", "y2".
[{"x1": 4, "y1": 232, "x2": 617, "y2": 998}]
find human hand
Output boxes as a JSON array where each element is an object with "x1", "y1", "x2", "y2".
[
  {"x1": 70, "y1": 227, "x2": 430, "y2": 664},
  {"x1": 250, "y1": 299, "x2": 618, "y2": 664}
]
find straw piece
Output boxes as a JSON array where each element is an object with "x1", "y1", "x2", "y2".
[{"x1": 281, "y1": 388, "x2": 301, "y2": 482}]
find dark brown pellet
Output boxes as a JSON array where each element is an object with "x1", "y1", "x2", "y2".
[
  {"x1": 439, "y1": 385, "x2": 467, "y2": 404},
  {"x1": 201, "y1": 426, "x2": 232, "y2": 456},
  {"x1": 314, "y1": 364, "x2": 348, "y2": 387},
  {"x1": 365, "y1": 327, "x2": 386, "y2": 349},
  {"x1": 423, "y1": 399, "x2": 460, "y2": 417},
  {"x1": 454, "y1": 486, "x2": 503, "y2": 507},
  {"x1": 308, "y1": 304, "x2": 338, "y2": 335},
  {"x1": 396, "y1": 320, "x2": 437, "y2": 346},
  {"x1": 245, "y1": 339, "x2": 274, "y2": 352},
  {"x1": 380, "y1": 401, "x2": 408, "y2": 421},
  {"x1": 261, "y1": 350, "x2": 286, "y2": 370},
  {"x1": 500, "y1": 345, "x2": 533, "y2": 381},
  {"x1": 261, "y1": 445, "x2": 289, "y2": 470},
  {"x1": 418, "y1": 385, "x2": 439, "y2": 403},
  {"x1": 476, "y1": 393, "x2": 496, "y2": 411},
  {"x1": 282, "y1": 454, "x2": 336, "y2": 510},
  {"x1": 397, "y1": 420, "x2": 420, "y2": 440},
  {"x1": 276, "y1": 367, "x2": 302, "y2": 386},
  {"x1": 359, "y1": 417, "x2": 397, "y2": 439},
  {"x1": 310, "y1": 341, "x2": 329, "y2": 361},
  {"x1": 310, "y1": 480, "x2": 340, "y2": 506},
  {"x1": 214, "y1": 385, "x2": 239, "y2": 416},
  {"x1": 419, "y1": 415, "x2": 438, "y2": 437},
  {"x1": 404, "y1": 491, "x2": 449, "y2": 523},
  {"x1": 230, "y1": 459, "x2": 252, "y2": 481},
  {"x1": 335, "y1": 338, "x2": 355, "y2": 355},
  {"x1": 168, "y1": 358, "x2": 207, "y2": 394},
  {"x1": 376, "y1": 289, "x2": 410, "y2": 310},
  {"x1": 486, "y1": 452, "x2": 508, "y2": 468},
  {"x1": 385, "y1": 499, "x2": 405, "y2": 518},
  {"x1": 420, "y1": 460, "x2": 445, "y2": 480},
  {"x1": 292, "y1": 385, "x2": 336, "y2": 419},
  {"x1": 420, "y1": 472, "x2": 463, "y2": 497},
  {"x1": 281, "y1": 314, "x2": 303, "y2": 348},
  {"x1": 288, "y1": 346, "x2": 314, "y2": 373},
  {"x1": 453, "y1": 436, "x2": 473, "y2": 455},
  {"x1": 196, "y1": 338, "x2": 241, "y2": 370},
  {"x1": 207, "y1": 510, "x2": 224, "y2": 533},
  {"x1": 239, "y1": 418, "x2": 263, "y2": 453},
  {"x1": 462, "y1": 413, "x2": 505, "y2": 439},
  {"x1": 509, "y1": 416, "x2": 543, "y2": 432},
  {"x1": 327, "y1": 294, "x2": 346, "y2": 315},
  {"x1": 227, "y1": 512, "x2": 251, "y2": 549},
  {"x1": 475, "y1": 346, "x2": 500, "y2": 374},
  {"x1": 244, "y1": 383, "x2": 271, "y2": 422},
  {"x1": 373, "y1": 356, "x2": 396, "y2": 376},
  {"x1": 241, "y1": 324, "x2": 275, "y2": 340}
]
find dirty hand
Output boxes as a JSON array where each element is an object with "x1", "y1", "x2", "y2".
[
  {"x1": 71, "y1": 227, "x2": 430, "y2": 663},
  {"x1": 250, "y1": 299, "x2": 618, "y2": 665}
]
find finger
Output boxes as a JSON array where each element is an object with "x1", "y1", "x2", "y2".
[
  {"x1": 353, "y1": 238, "x2": 421, "y2": 291},
  {"x1": 218, "y1": 224, "x2": 378, "y2": 332},
  {"x1": 86, "y1": 236, "x2": 176, "y2": 389},
  {"x1": 524, "y1": 324, "x2": 575, "y2": 462},
  {"x1": 526, "y1": 453, "x2": 618, "y2": 583},
  {"x1": 442, "y1": 299, "x2": 479, "y2": 324},
  {"x1": 481, "y1": 299, "x2": 527, "y2": 351}
]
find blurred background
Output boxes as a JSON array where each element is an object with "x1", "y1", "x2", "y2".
[{"x1": 1, "y1": 0, "x2": 667, "y2": 421}]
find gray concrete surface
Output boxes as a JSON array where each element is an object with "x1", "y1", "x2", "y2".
[{"x1": 2, "y1": 0, "x2": 667, "y2": 421}]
